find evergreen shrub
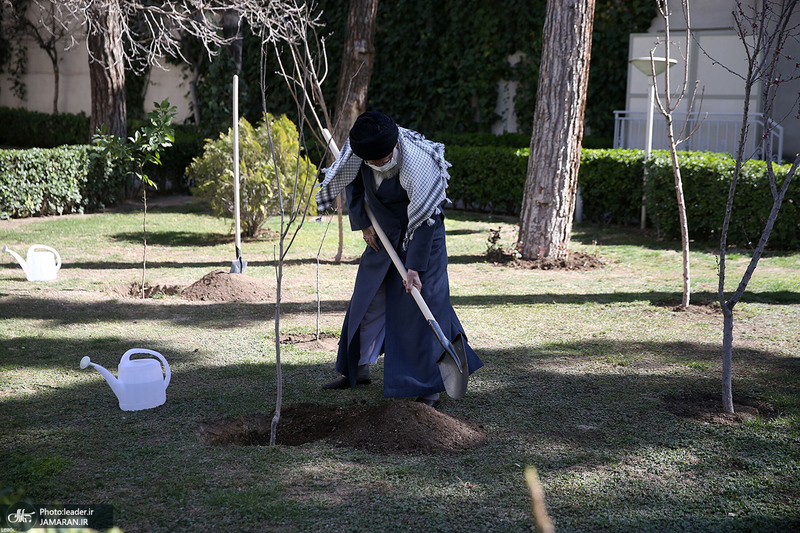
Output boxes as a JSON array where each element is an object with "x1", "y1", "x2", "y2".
[
  {"x1": 645, "y1": 151, "x2": 799, "y2": 249},
  {"x1": 187, "y1": 114, "x2": 318, "y2": 237},
  {"x1": 0, "y1": 146, "x2": 126, "y2": 218},
  {"x1": 445, "y1": 145, "x2": 528, "y2": 214},
  {"x1": 0, "y1": 107, "x2": 91, "y2": 148}
]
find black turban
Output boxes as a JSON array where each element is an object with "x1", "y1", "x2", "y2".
[{"x1": 349, "y1": 112, "x2": 399, "y2": 160}]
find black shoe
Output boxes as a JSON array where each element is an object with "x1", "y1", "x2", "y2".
[
  {"x1": 323, "y1": 375, "x2": 371, "y2": 389},
  {"x1": 415, "y1": 397, "x2": 441, "y2": 408}
]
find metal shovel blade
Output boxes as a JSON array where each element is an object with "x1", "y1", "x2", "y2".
[
  {"x1": 433, "y1": 329, "x2": 469, "y2": 399},
  {"x1": 230, "y1": 257, "x2": 247, "y2": 274}
]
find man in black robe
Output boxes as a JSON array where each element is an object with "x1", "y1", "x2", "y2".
[{"x1": 316, "y1": 112, "x2": 482, "y2": 407}]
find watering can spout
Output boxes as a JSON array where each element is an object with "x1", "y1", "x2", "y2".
[
  {"x1": 2, "y1": 246, "x2": 30, "y2": 278},
  {"x1": 81, "y1": 356, "x2": 125, "y2": 401}
]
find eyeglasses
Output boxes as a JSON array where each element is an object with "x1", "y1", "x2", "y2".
[{"x1": 367, "y1": 153, "x2": 394, "y2": 167}]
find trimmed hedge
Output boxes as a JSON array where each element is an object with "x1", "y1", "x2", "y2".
[
  {"x1": 644, "y1": 151, "x2": 799, "y2": 250},
  {"x1": 443, "y1": 147, "x2": 798, "y2": 250},
  {"x1": 3, "y1": 108, "x2": 796, "y2": 251},
  {"x1": 445, "y1": 145, "x2": 528, "y2": 214},
  {"x1": 437, "y1": 132, "x2": 612, "y2": 149},
  {"x1": 1, "y1": 107, "x2": 206, "y2": 192},
  {"x1": 0, "y1": 107, "x2": 91, "y2": 148},
  {"x1": 0, "y1": 146, "x2": 126, "y2": 218},
  {"x1": 578, "y1": 149, "x2": 645, "y2": 225}
]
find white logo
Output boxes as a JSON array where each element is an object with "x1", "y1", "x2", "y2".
[
  {"x1": 5, "y1": 504, "x2": 37, "y2": 532},
  {"x1": 6, "y1": 509, "x2": 33, "y2": 525}
]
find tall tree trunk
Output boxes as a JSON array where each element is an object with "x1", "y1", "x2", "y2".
[
  {"x1": 332, "y1": 0, "x2": 379, "y2": 148},
  {"x1": 518, "y1": 0, "x2": 596, "y2": 260},
  {"x1": 87, "y1": 0, "x2": 126, "y2": 139},
  {"x1": 331, "y1": 0, "x2": 379, "y2": 263}
]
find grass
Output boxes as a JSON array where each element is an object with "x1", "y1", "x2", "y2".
[{"x1": 1, "y1": 197, "x2": 799, "y2": 532}]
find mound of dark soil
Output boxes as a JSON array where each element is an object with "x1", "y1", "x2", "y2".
[
  {"x1": 488, "y1": 250, "x2": 604, "y2": 271},
  {"x1": 182, "y1": 269, "x2": 275, "y2": 302},
  {"x1": 197, "y1": 401, "x2": 487, "y2": 454}
]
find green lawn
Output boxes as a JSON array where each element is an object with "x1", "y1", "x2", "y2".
[{"x1": 1, "y1": 199, "x2": 799, "y2": 532}]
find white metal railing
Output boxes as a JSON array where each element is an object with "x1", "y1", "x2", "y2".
[{"x1": 613, "y1": 111, "x2": 784, "y2": 162}]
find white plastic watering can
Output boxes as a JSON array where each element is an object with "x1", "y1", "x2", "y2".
[
  {"x1": 80, "y1": 349, "x2": 171, "y2": 411},
  {"x1": 2, "y1": 244, "x2": 62, "y2": 281}
]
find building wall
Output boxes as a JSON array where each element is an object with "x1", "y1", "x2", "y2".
[
  {"x1": 625, "y1": 0, "x2": 800, "y2": 160},
  {"x1": 0, "y1": 32, "x2": 192, "y2": 124}
]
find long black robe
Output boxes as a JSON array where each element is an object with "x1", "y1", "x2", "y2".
[{"x1": 335, "y1": 164, "x2": 483, "y2": 397}]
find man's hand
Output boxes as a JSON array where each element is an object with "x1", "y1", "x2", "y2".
[
  {"x1": 362, "y1": 226, "x2": 380, "y2": 251},
  {"x1": 404, "y1": 269, "x2": 422, "y2": 293}
]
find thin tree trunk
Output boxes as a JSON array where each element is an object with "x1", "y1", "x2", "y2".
[
  {"x1": 87, "y1": 0, "x2": 126, "y2": 139},
  {"x1": 518, "y1": 0, "x2": 596, "y2": 260},
  {"x1": 52, "y1": 60, "x2": 60, "y2": 115},
  {"x1": 716, "y1": 0, "x2": 800, "y2": 413},
  {"x1": 657, "y1": 0, "x2": 692, "y2": 308},
  {"x1": 664, "y1": 115, "x2": 691, "y2": 307},
  {"x1": 721, "y1": 304, "x2": 734, "y2": 412},
  {"x1": 141, "y1": 188, "x2": 147, "y2": 299},
  {"x1": 271, "y1": 255, "x2": 283, "y2": 446},
  {"x1": 190, "y1": 64, "x2": 202, "y2": 126}
]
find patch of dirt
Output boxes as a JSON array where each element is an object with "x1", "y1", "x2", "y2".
[
  {"x1": 107, "y1": 281, "x2": 182, "y2": 299},
  {"x1": 656, "y1": 299, "x2": 722, "y2": 314},
  {"x1": 196, "y1": 401, "x2": 487, "y2": 454},
  {"x1": 662, "y1": 391, "x2": 778, "y2": 425},
  {"x1": 182, "y1": 269, "x2": 275, "y2": 302},
  {"x1": 280, "y1": 332, "x2": 339, "y2": 352},
  {"x1": 487, "y1": 250, "x2": 604, "y2": 271}
]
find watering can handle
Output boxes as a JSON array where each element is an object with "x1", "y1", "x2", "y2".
[
  {"x1": 30, "y1": 245, "x2": 61, "y2": 269},
  {"x1": 121, "y1": 349, "x2": 171, "y2": 388}
]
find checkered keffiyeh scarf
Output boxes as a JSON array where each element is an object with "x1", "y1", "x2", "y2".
[{"x1": 315, "y1": 127, "x2": 451, "y2": 248}]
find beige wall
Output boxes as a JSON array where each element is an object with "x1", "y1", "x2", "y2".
[
  {"x1": 0, "y1": 33, "x2": 192, "y2": 123},
  {"x1": 627, "y1": 0, "x2": 800, "y2": 159}
]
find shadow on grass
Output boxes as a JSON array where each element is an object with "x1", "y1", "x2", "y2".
[
  {"x1": 452, "y1": 290, "x2": 800, "y2": 306},
  {"x1": 111, "y1": 230, "x2": 233, "y2": 247},
  {"x1": 1, "y1": 289, "x2": 798, "y2": 337},
  {"x1": 1, "y1": 334, "x2": 799, "y2": 532}
]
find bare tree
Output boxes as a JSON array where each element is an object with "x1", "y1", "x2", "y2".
[
  {"x1": 650, "y1": 0, "x2": 705, "y2": 308},
  {"x1": 716, "y1": 0, "x2": 800, "y2": 413},
  {"x1": 252, "y1": 1, "x2": 329, "y2": 445},
  {"x1": 1, "y1": 0, "x2": 74, "y2": 113},
  {"x1": 255, "y1": 0, "x2": 380, "y2": 444},
  {"x1": 42, "y1": 0, "x2": 303, "y2": 137},
  {"x1": 518, "y1": 0, "x2": 596, "y2": 260}
]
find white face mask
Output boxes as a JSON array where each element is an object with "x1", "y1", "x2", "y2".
[{"x1": 366, "y1": 147, "x2": 399, "y2": 173}]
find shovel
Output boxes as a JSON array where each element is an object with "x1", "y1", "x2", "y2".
[
  {"x1": 230, "y1": 74, "x2": 247, "y2": 274},
  {"x1": 321, "y1": 129, "x2": 468, "y2": 398},
  {"x1": 366, "y1": 204, "x2": 469, "y2": 398}
]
